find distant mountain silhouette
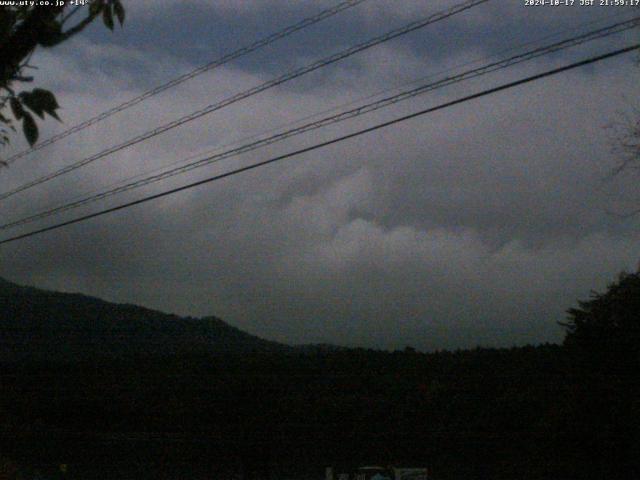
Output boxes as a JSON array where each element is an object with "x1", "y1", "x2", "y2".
[{"x1": 0, "y1": 277, "x2": 291, "y2": 361}]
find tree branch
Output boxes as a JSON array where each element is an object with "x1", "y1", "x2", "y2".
[{"x1": 0, "y1": 7, "x2": 65, "y2": 86}]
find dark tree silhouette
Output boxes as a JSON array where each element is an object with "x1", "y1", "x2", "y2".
[
  {"x1": 0, "y1": 1, "x2": 125, "y2": 155},
  {"x1": 562, "y1": 270, "x2": 640, "y2": 374},
  {"x1": 1, "y1": 275, "x2": 637, "y2": 479},
  {"x1": 560, "y1": 270, "x2": 640, "y2": 479}
]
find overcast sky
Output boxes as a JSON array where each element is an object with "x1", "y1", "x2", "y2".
[{"x1": 1, "y1": 0, "x2": 639, "y2": 351}]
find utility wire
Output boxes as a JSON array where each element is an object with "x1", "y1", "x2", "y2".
[
  {"x1": 2, "y1": 0, "x2": 370, "y2": 165},
  {"x1": 0, "y1": 44, "x2": 636, "y2": 246},
  {"x1": 2, "y1": 17, "x2": 637, "y2": 232},
  {"x1": 0, "y1": 0, "x2": 490, "y2": 202},
  {"x1": 45, "y1": 9, "x2": 632, "y2": 213}
]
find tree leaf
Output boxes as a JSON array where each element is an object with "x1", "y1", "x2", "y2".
[
  {"x1": 89, "y1": 1, "x2": 105, "y2": 17},
  {"x1": 37, "y1": 20, "x2": 63, "y2": 47},
  {"x1": 114, "y1": 0, "x2": 125, "y2": 26},
  {"x1": 19, "y1": 91, "x2": 44, "y2": 119},
  {"x1": 103, "y1": 6, "x2": 114, "y2": 30},
  {"x1": 19, "y1": 89, "x2": 60, "y2": 121},
  {"x1": 0, "y1": 8, "x2": 16, "y2": 39},
  {"x1": 33, "y1": 89, "x2": 60, "y2": 119},
  {"x1": 10, "y1": 97, "x2": 24, "y2": 120},
  {"x1": 22, "y1": 111, "x2": 38, "y2": 146}
]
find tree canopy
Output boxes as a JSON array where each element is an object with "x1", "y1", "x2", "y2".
[
  {"x1": 560, "y1": 270, "x2": 640, "y2": 479},
  {"x1": 562, "y1": 270, "x2": 640, "y2": 374},
  {"x1": 0, "y1": 1, "x2": 125, "y2": 158}
]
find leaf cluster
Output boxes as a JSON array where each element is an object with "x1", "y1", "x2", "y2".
[
  {"x1": 9, "y1": 89, "x2": 60, "y2": 147},
  {"x1": 561, "y1": 270, "x2": 640, "y2": 374},
  {"x1": 0, "y1": 0, "x2": 125, "y2": 157}
]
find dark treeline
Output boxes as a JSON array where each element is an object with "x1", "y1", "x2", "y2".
[{"x1": 0, "y1": 274, "x2": 639, "y2": 480}]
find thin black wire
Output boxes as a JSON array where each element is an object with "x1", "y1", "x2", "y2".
[
  {"x1": 26, "y1": 9, "x2": 631, "y2": 216},
  {"x1": 0, "y1": 44, "x2": 636, "y2": 246},
  {"x1": 0, "y1": 0, "x2": 490, "y2": 202},
  {"x1": 2, "y1": 0, "x2": 370, "y2": 166},
  {"x1": 2, "y1": 17, "x2": 637, "y2": 232}
]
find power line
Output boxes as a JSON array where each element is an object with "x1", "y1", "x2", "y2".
[
  {"x1": 2, "y1": 17, "x2": 637, "y2": 232},
  {"x1": 0, "y1": 44, "x2": 636, "y2": 246},
  {"x1": 41, "y1": 9, "x2": 632, "y2": 213},
  {"x1": 0, "y1": 0, "x2": 490, "y2": 202},
  {"x1": 2, "y1": 0, "x2": 370, "y2": 166}
]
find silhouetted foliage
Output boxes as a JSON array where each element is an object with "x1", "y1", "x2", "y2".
[
  {"x1": 559, "y1": 271, "x2": 640, "y2": 479},
  {"x1": 562, "y1": 270, "x2": 640, "y2": 374},
  {"x1": 0, "y1": 276, "x2": 637, "y2": 479},
  {"x1": 0, "y1": 1, "x2": 125, "y2": 155}
]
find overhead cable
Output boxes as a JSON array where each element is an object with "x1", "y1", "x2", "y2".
[
  {"x1": 2, "y1": 17, "x2": 637, "y2": 232},
  {"x1": 0, "y1": 0, "x2": 490, "y2": 201},
  {"x1": 0, "y1": 44, "x2": 636, "y2": 246},
  {"x1": 3, "y1": 0, "x2": 370, "y2": 165}
]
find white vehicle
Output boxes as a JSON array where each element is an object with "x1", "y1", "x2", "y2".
[{"x1": 326, "y1": 465, "x2": 428, "y2": 480}]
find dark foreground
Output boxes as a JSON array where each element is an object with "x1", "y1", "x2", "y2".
[
  {"x1": 1, "y1": 343, "x2": 638, "y2": 480},
  {"x1": 1, "y1": 274, "x2": 639, "y2": 479}
]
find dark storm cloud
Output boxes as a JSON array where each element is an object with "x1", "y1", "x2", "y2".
[
  {"x1": 1, "y1": 0, "x2": 639, "y2": 350},
  {"x1": 89, "y1": 0, "x2": 639, "y2": 75}
]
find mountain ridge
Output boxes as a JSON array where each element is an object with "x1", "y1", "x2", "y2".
[{"x1": 0, "y1": 276, "x2": 292, "y2": 361}]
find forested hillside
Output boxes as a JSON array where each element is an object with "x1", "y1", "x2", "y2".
[
  {"x1": 0, "y1": 277, "x2": 289, "y2": 361},
  {"x1": 1, "y1": 275, "x2": 638, "y2": 479}
]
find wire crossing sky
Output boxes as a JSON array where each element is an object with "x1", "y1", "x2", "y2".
[
  {"x1": 0, "y1": 0, "x2": 490, "y2": 202},
  {"x1": 1, "y1": 44, "x2": 636, "y2": 246},
  {"x1": 3, "y1": 0, "x2": 371, "y2": 166},
  {"x1": 3, "y1": 0, "x2": 639, "y2": 351},
  {"x1": 2, "y1": 16, "x2": 637, "y2": 233}
]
